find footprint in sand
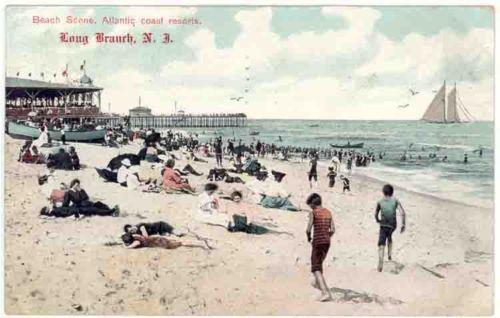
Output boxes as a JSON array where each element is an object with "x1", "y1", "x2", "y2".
[
  {"x1": 387, "y1": 261, "x2": 405, "y2": 275},
  {"x1": 329, "y1": 286, "x2": 404, "y2": 305}
]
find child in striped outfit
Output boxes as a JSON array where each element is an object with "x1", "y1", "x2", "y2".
[{"x1": 306, "y1": 193, "x2": 335, "y2": 302}]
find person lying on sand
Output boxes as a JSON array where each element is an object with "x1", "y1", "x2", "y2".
[
  {"x1": 123, "y1": 234, "x2": 206, "y2": 250},
  {"x1": 306, "y1": 193, "x2": 335, "y2": 302},
  {"x1": 375, "y1": 184, "x2": 406, "y2": 272},
  {"x1": 180, "y1": 164, "x2": 203, "y2": 176},
  {"x1": 123, "y1": 221, "x2": 185, "y2": 238},
  {"x1": 187, "y1": 149, "x2": 208, "y2": 163},
  {"x1": 40, "y1": 178, "x2": 120, "y2": 218}
]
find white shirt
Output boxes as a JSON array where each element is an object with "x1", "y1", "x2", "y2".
[
  {"x1": 199, "y1": 192, "x2": 218, "y2": 214},
  {"x1": 117, "y1": 166, "x2": 131, "y2": 184},
  {"x1": 196, "y1": 192, "x2": 228, "y2": 226}
]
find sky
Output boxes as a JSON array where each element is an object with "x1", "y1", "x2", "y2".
[{"x1": 5, "y1": 6, "x2": 494, "y2": 120}]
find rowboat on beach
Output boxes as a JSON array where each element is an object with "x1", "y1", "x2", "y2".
[
  {"x1": 330, "y1": 142, "x2": 364, "y2": 149},
  {"x1": 7, "y1": 121, "x2": 106, "y2": 142},
  {"x1": 249, "y1": 131, "x2": 260, "y2": 136}
]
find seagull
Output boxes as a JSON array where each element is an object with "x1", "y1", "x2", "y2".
[
  {"x1": 398, "y1": 103, "x2": 410, "y2": 108},
  {"x1": 230, "y1": 97, "x2": 244, "y2": 101},
  {"x1": 409, "y1": 88, "x2": 419, "y2": 96}
]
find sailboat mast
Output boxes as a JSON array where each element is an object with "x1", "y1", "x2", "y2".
[
  {"x1": 443, "y1": 80, "x2": 447, "y2": 123},
  {"x1": 454, "y1": 82, "x2": 457, "y2": 122}
]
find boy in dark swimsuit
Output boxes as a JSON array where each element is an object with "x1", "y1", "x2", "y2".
[
  {"x1": 308, "y1": 155, "x2": 318, "y2": 188},
  {"x1": 375, "y1": 184, "x2": 406, "y2": 272},
  {"x1": 326, "y1": 167, "x2": 336, "y2": 188}
]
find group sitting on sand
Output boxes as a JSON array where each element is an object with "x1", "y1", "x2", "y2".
[
  {"x1": 27, "y1": 127, "x2": 411, "y2": 304},
  {"x1": 196, "y1": 183, "x2": 292, "y2": 235},
  {"x1": 40, "y1": 178, "x2": 120, "y2": 218}
]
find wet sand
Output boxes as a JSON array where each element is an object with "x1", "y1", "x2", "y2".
[{"x1": 3, "y1": 135, "x2": 493, "y2": 315}]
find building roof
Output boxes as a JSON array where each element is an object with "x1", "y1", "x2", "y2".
[
  {"x1": 129, "y1": 106, "x2": 151, "y2": 111},
  {"x1": 80, "y1": 74, "x2": 93, "y2": 85},
  {"x1": 6, "y1": 77, "x2": 102, "y2": 91}
]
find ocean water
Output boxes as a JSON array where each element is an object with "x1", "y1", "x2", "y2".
[{"x1": 179, "y1": 120, "x2": 494, "y2": 208}]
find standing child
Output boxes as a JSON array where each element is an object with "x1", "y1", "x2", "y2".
[
  {"x1": 306, "y1": 193, "x2": 335, "y2": 302},
  {"x1": 308, "y1": 155, "x2": 318, "y2": 189},
  {"x1": 61, "y1": 128, "x2": 66, "y2": 145},
  {"x1": 326, "y1": 167, "x2": 337, "y2": 188},
  {"x1": 340, "y1": 175, "x2": 351, "y2": 193},
  {"x1": 375, "y1": 184, "x2": 406, "y2": 272},
  {"x1": 347, "y1": 156, "x2": 353, "y2": 173}
]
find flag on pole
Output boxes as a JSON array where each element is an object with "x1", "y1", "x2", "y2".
[
  {"x1": 80, "y1": 60, "x2": 86, "y2": 71},
  {"x1": 62, "y1": 64, "x2": 68, "y2": 77}
]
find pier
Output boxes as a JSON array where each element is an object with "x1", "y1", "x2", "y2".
[
  {"x1": 94, "y1": 113, "x2": 247, "y2": 128},
  {"x1": 128, "y1": 113, "x2": 247, "y2": 128}
]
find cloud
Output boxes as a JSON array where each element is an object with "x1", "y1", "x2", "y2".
[
  {"x1": 282, "y1": 7, "x2": 381, "y2": 61},
  {"x1": 5, "y1": 6, "x2": 494, "y2": 120},
  {"x1": 160, "y1": 8, "x2": 280, "y2": 85},
  {"x1": 355, "y1": 27, "x2": 494, "y2": 83},
  {"x1": 155, "y1": 7, "x2": 492, "y2": 120}
]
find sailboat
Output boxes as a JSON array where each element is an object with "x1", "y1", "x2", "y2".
[{"x1": 421, "y1": 81, "x2": 475, "y2": 123}]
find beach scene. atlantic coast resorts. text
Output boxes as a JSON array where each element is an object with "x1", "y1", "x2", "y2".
[{"x1": 4, "y1": 5, "x2": 494, "y2": 315}]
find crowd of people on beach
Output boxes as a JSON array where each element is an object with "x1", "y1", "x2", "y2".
[{"x1": 21, "y1": 125, "x2": 483, "y2": 303}]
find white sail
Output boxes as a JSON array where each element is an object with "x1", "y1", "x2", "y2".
[
  {"x1": 456, "y1": 92, "x2": 475, "y2": 123},
  {"x1": 422, "y1": 82, "x2": 446, "y2": 122},
  {"x1": 446, "y1": 86, "x2": 458, "y2": 122}
]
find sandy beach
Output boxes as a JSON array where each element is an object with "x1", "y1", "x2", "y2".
[{"x1": 3, "y1": 135, "x2": 494, "y2": 315}]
